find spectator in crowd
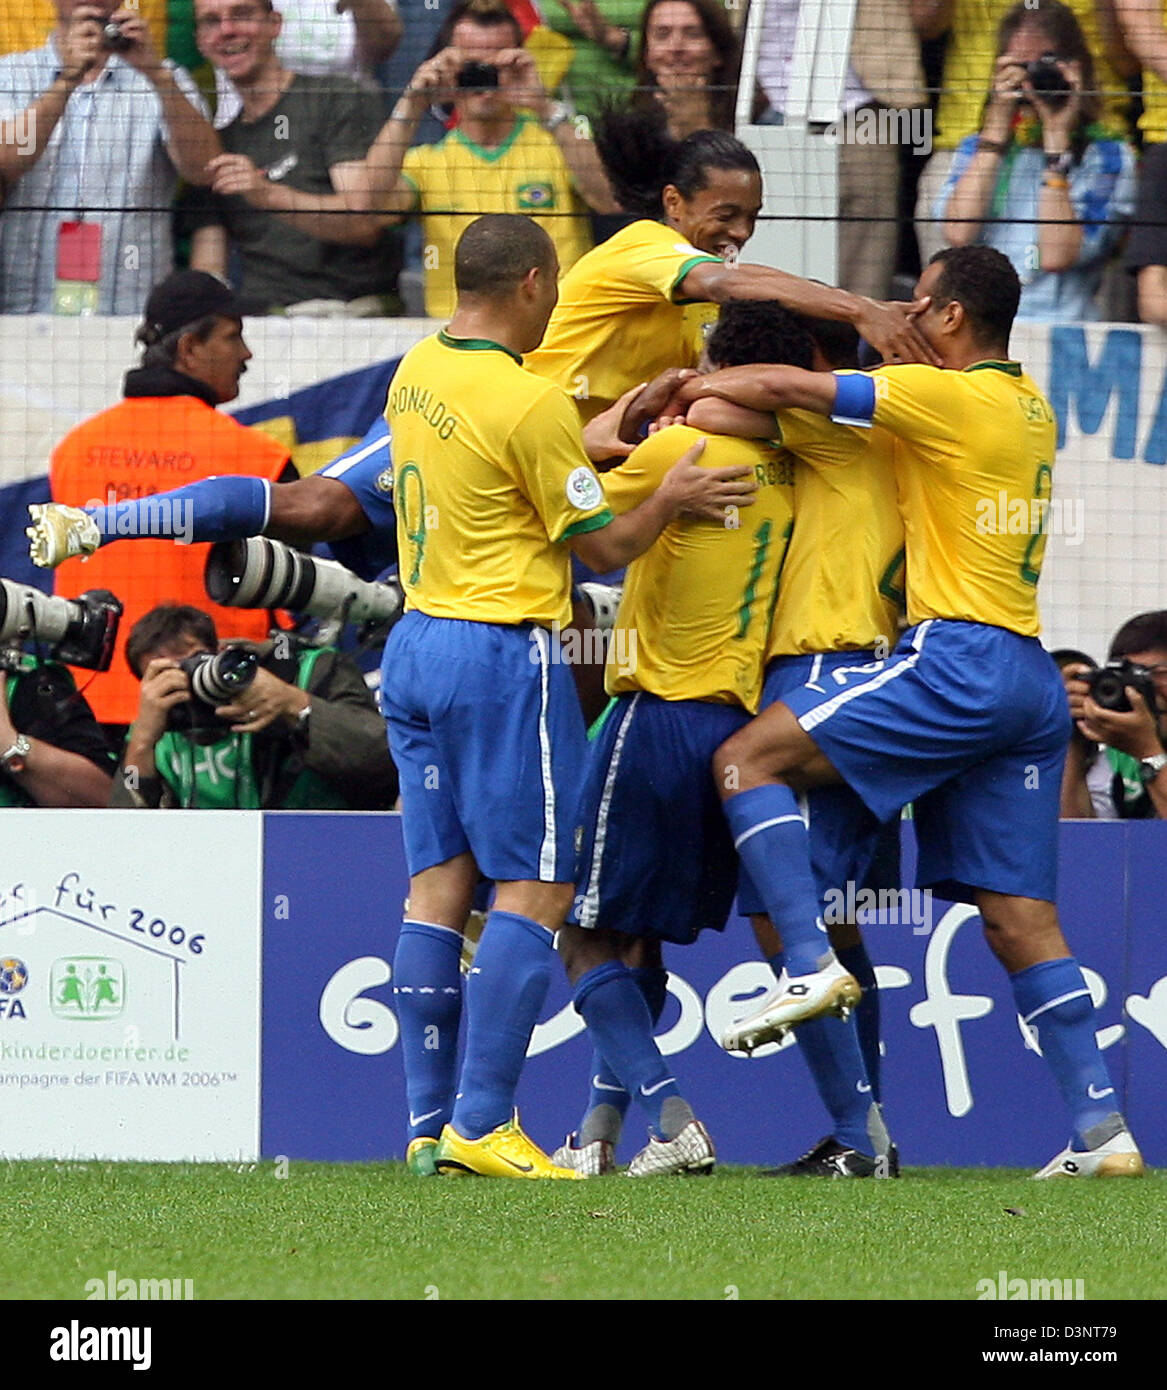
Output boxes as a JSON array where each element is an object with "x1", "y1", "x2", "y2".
[
  {"x1": 0, "y1": 1, "x2": 220, "y2": 315},
  {"x1": 46, "y1": 269, "x2": 295, "y2": 738},
  {"x1": 1060, "y1": 613, "x2": 1167, "y2": 819},
  {"x1": 1115, "y1": 0, "x2": 1167, "y2": 325},
  {"x1": 186, "y1": 0, "x2": 400, "y2": 314},
  {"x1": 113, "y1": 604, "x2": 398, "y2": 809},
  {"x1": 756, "y1": 0, "x2": 929, "y2": 300},
  {"x1": 213, "y1": 0, "x2": 403, "y2": 126},
  {"x1": 544, "y1": 0, "x2": 643, "y2": 123},
  {"x1": 634, "y1": 0, "x2": 740, "y2": 139},
  {"x1": 0, "y1": 648, "x2": 115, "y2": 807},
  {"x1": 936, "y1": 1, "x2": 1134, "y2": 321},
  {"x1": 365, "y1": 0, "x2": 617, "y2": 317},
  {"x1": 914, "y1": 0, "x2": 1135, "y2": 265}
]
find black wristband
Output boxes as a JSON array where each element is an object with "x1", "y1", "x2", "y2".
[{"x1": 976, "y1": 137, "x2": 1009, "y2": 154}]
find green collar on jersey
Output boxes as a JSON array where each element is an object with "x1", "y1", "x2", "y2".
[
  {"x1": 962, "y1": 359, "x2": 1023, "y2": 376},
  {"x1": 438, "y1": 330, "x2": 522, "y2": 365}
]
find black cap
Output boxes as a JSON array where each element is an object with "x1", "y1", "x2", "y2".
[{"x1": 138, "y1": 270, "x2": 245, "y2": 347}]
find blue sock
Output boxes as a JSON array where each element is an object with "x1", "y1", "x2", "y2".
[
  {"x1": 838, "y1": 942, "x2": 881, "y2": 1104},
  {"x1": 392, "y1": 920, "x2": 462, "y2": 1141},
  {"x1": 767, "y1": 949, "x2": 879, "y2": 1154},
  {"x1": 724, "y1": 785, "x2": 831, "y2": 976},
  {"x1": 578, "y1": 965, "x2": 670, "y2": 1139},
  {"x1": 1011, "y1": 958, "x2": 1119, "y2": 1150},
  {"x1": 451, "y1": 910, "x2": 555, "y2": 1140},
  {"x1": 574, "y1": 962, "x2": 681, "y2": 1140},
  {"x1": 86, "y1": 475, "x2": 271, "y2": 544}
]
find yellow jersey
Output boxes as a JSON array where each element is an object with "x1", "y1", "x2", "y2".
[
  {"x1": 1141, "y1": 3, "x2": 1167, "y2": 141},
  {"x1": 766, "y1": 410, "x2": 905, "y2": 658},
  {"x1": 525, "y1": 219, "x2": 721, "y2": 420},
  {"x1": 859, "y1": 360, "x2": 1057, "y2": 636},
  {"x1": 400, "y1": 116, "x2": 592, "y2": 318},
  {"x1": 386, "y1": 331, "x2": 611, "y2": 629},
  {"x1": 602, "y1": 425, "x2": 796, "y2": 711}
]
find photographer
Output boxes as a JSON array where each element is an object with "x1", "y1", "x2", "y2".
[
  {"x1": 364, "y1": 0, "x2": 617, "y2": 317},
  {"x1": 114, "y1": 605, "x2": 398, "y2": 810},
  {"x1": 936, "y1": 0, "x2": 1134, "y2": 322},
  {"x1": 0, "y1": 661, "x2": 116, "y2": 809},
  {"x1": 0, "y1": 2, "x2": 219, "y2": 314},
  {"x1": 1061, "y1": 612, "x2": 1167, "y2": 820}
]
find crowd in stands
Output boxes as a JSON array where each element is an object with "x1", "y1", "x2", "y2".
[{"x1": 5, "y1": 0, "x2": 1167, "y2": 322}]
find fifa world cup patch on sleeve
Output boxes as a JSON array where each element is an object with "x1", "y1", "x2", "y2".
[
  {"x1": 566, "y1": 466, "x2": 604, "y2": 510},
  {"x1": 517, "y1": 182, "x2": 556, "y2": 210}
]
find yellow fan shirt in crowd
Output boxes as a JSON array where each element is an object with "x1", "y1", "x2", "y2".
[{"x1": 400, "y1": 115, "x2": 592, "y2": 319}]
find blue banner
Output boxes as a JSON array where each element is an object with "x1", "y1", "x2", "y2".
[{"x1": 260, "y1": 816, "x2": 1167, "y2": 1169}]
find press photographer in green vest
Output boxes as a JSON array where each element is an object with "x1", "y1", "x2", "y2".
[{"x1": 112, "y1": 604, "x2": 397, "y2": 810}]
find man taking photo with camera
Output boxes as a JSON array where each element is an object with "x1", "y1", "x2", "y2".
[
  {"x1": 0, "y1": 2, "x2": 219, "y2": 314},
  {"x1": 1061, "y1": 611, "x2": 1167, "y2": 820},
  {"x1": 114, "y1": 604, "x2": 398, "y2": 810},
  {"x1": 365, "y1": 0, "x2": 617, "y2": 317}
]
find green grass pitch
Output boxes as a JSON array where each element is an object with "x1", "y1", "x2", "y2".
[{"x1": 4, "y1": 1161, "x2": 1164, "y2": 1301}]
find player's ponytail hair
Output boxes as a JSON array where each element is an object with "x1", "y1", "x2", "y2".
[{"x1": 593, "y1": 104, "x2": 760, "y2": 219}]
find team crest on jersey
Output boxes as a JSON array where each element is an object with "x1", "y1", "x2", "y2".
[
  {"x1": 566, "y1": 466, "x2": 603, "y2": 511},
  {"x1": 375, "y1": 466, "x2": 394, "y2": 494},
  {"x1": 517, "y1": 182, "x2": 556, "y2": 210}
]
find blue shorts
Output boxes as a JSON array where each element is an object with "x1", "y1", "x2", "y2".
[
  {"x1": 570, "y1": 693, "x2": 749, "y2": 944},
  {"x1": 782, "y1": 620, "x2": 1071, "y2": 903},
  {"x1": 738, "y1": 651, "x2": 897, "y2": 914},
  {"x1": 382, "y1": 611, "x2": 587, "y2": 881}
]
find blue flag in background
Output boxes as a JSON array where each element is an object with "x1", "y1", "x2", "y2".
[{"x1": 233, "y1": 357, "x2": 402, "y2": 477}]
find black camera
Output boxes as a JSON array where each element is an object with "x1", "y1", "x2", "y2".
[
  {"x1": 167, "y1": 647, "x2": 259, "y2": 735},
  {"x1": 102, "y1": 21, "x2": 134, "y2": 53},
  {"x1": 0, "y1": 580, "x2": 122, "y2": 670},
  {"x1": 1085, "y1": 659, "x2": 1159, "y2": 714},
  {"x1": 456, "y1": 60, "x2": 499, "y2": 90},
  {"x1": 1024, "y1": 53, "x2": 1072, "y2": 110}
]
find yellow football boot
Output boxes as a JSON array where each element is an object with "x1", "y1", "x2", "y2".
[{"x1": 434, "y1": 1113, "x2": 585, "y2": 1179}]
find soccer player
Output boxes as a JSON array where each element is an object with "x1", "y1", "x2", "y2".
[
  {"x1": 685, "y1": 245, "x2": 1145, "y2": 1178},
  {"x1": 685, "y1": 315, "x2": 905, "y2": 1177},
  {"x1": 524, "y1": 108, "x2": 938, "y2": 424},
  {"x1": 552, "y1": 300, "x2": 807, "y2": 1177},
  {"x1": 381, "y1": 212, "x2": 755, "y2": 1179}
]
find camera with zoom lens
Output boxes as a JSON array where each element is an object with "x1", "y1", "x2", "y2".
[
  {"x1": 0, "y1": 579, "x2": 122, "y2": 671},
  {"x1": 102, "y1": 21, "x2": 134, "y2": 52},
  {"x1": 205, "y1": 537, "x2": 403, "y2": 645},
  {"x1": 456, "y1": 60, "x2": 499, "y2": 90},
  {"x1": 167, "y1": 647, "x2": 260, "y2": 735},
  {"x1": 1084, "y1": 659, "x2": 1159, "y2": 714},
  {"x1": 1024, "y1": 52, "x2": 1071, "y2": 110}
]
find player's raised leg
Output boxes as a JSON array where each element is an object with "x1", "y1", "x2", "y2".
[{"x1": 714, "y1": 701, "x2": 861, "y2": 1044}]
